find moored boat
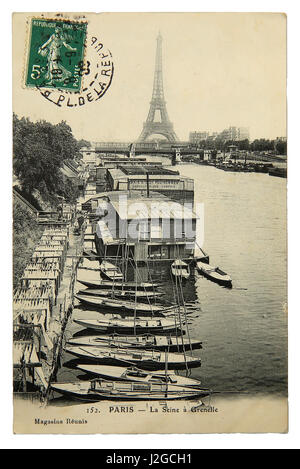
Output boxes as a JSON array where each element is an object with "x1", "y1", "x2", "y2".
[
  {"x1": 73, "y1": 317, "x2": 184, "y2": 334},
  {"x1": 75, "y1": 294, "x2": 173, "y2": 315},
  {"x1": 67, "y1": 333, "x2": 202, "y2": 351},
  {"x1": 83, "y1": 249, "x2": 100, "y2": 260},
  {"x1": 171, "y1": 260, "x2": 190, "y2": 279},
  {"x1": 196, "y1": 260, "x2": 232, "y2": 287},
  {"x1": 65, "y1": 345, "x2": 201, "y2": 370},
  {"x1": 194, "y1": 246, "x2": 209, "y2": 264},
  {"x1": 51, "y1": 379, "x2": 210, "y2": 401},
  {"x1": 77, "y1": 278, "x2": 159, "y2": 291},
  {"x1": 78, "y1": 257, "x2": 100, "y2": 271},
  {"x1": 100, "y1": 260, "x2": 123, "y2": 281},
  {"x1": 77, "y1": 364, "x2": 204, "y2": 388},
  {"x1": 268, "y1": 167, "x2": 287, "y2": 178},
  {"x1": 78, "y1": 288, "x2": 163, "y2": 301}
]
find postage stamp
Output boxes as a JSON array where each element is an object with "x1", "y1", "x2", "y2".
[{"x1": 25, "y1": 18, "x2": 87, "y2": 92}]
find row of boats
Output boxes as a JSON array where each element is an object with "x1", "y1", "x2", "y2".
[
  {"x1": 78, "y1": 246, "x2": 233, "y2": 288},
  {"x1": 51, "y1": 249, "x2": 231, "y2": 402},
  {"x1": 215, "y1": 161, "x2": 274, "y2": 173},
  {"x1": 213, "y1": 160, "x2": 286, "y2": 177},
  {"x1": 172, "y1": 258, "x2": 232, "y2": 288}
]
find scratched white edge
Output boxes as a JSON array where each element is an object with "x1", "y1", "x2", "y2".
[{"x1": 21, "y1": 13, "x2": 89, "y2": 94}]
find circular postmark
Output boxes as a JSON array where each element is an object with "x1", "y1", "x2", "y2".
[{"x1": 25, "y1": 18, "x2": 114, "y2": 108}]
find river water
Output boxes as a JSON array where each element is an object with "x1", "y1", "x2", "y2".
[{"x1": 56, "y1": 162, "x2": 287, "y2": 399}]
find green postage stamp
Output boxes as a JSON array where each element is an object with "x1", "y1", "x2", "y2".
[{"x1": 25, "y1": 18, "x2": 87, "y2": 92}]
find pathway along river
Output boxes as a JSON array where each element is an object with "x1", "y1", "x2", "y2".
[{"x1": 56, "y1": 162, "x2": 287, "y2": 400}]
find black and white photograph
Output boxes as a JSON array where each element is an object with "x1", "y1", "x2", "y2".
[{"x1": 11, "y1": 11, "x2": 287, "y2": 435}]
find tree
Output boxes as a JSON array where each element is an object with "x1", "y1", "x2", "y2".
[
  {"x1": 275, "y1": 141, "x2": 287, "y2": 155},
  {"x1": 77, "y1": 139, "x2": 91, "y2": 149},
  {"x1": 13, "y1": 114, "x2": 81, "y2": 205}
]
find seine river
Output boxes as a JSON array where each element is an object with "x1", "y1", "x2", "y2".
[{"x1": 56, "y1": 161, "x2": 287, "y2": 399}]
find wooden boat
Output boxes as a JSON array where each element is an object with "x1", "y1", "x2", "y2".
[
  {"x1": 78, "y1": 257, "x2": 100, "y2": 271},
  {"x1": 196, "y1": 260, "x2": 232, "y2": 287},
  {"x1": 78, "y1": 288, "x2": 163, "y2": 301},
  {"x1": 171, "y1": 260, "x2": 190, "y2": 279},
  {"x1": 77, "y1": 278, "x2": 159, "y2": 291},
  {"x1": 268, "y1": 167, "x2": 287, "y2": 178},
  {"x1": 65, "y1": 345, "x2": 201, "y2": 370},
  {"x1": 73, "y1": 317, "x2": 184, "y2": 334},
  {"x1": 51, "y1": 379, "x2": 210, "y2": 401},
  {"x1": 100, "y1": 260, "x2": 123, "y2": 281},
  {"x1": 83, "y1": 250, "x2": 100, "y2": 260},
  {"x1": 75, "y1": 294, "x2": 174, "y2": 315},
  {"x1": 67, "y1": 333, "x2": 202, "y2": 352},
  {"x1": 194, "y1": 247, "x2": 209, "y2": 264},
  {"x1": 77, "y1": 364, "x2": 204, "y2": 388}
]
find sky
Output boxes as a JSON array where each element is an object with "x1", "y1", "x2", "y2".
[{"x1": 13, "y1": 12, "x2": 286, "y2": 142}]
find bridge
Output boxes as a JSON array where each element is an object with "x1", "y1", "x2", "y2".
[{"x1": 87, "y1": 142, "x2": 203, "y2": 160}]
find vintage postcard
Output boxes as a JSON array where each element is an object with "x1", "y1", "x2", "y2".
[{"x1": 12, "y1": 12, "x2": 287, "y2": 434}]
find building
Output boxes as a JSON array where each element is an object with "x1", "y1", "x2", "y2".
[
  {"x1": 189, "y1": 131, "x2": 210, "y2": 143},
  {"x1": 98, "y1": 156, "x2": 163, "y2": 169},
  {"x1": 80, "y1": 147, "x2": 97, "y2": 165},
  {"x1": 106, "y1": 166, "x2": 194, "y2": 202},
  {"x1": 188, "y1": 127, "x2": 250, "y2": 142},
  {"x1": 86, "y1": 191, "x2": 199, "y2": 263},
  {"x1": 238, "y1": 127, "x2": 250, "y2": 140},
  {"x1": 219, "y1": 126, "x2": 250, "y2": 141}
]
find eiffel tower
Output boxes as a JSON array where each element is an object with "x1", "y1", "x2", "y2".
[{"x1": 138, "y1": 33, "x2": 178, "y2": 142}]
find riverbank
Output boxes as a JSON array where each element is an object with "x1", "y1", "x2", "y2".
[
  {"x1": 13, "y1": 221, "x2": 85, "y2": 402},
  {"x1": 13, "y1": 198, "x2": 44, "y2": 287}
]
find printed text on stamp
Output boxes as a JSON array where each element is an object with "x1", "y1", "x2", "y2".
[{"x1": 26, "y1": 18, "x2": 87, "y2": 92}]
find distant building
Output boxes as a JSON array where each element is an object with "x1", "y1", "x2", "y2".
[
  {"x1": 189, "y1": 127, "x2": 249, "y2": 143},
  {"x1": 80, "y1": 147, "x2": 97, "y2": 165},
  {"x1": 106, "y1": 166, "x2": 194, "y2": 202},
  {"x1": 275, "y1": 136, "x2": 287, "y2": 142},
  {"x1": 189, "y1": 131, "x2": 210, "y2": 143},
  {"x1": 98, "y1": 156, "x2": 163, "y2": 170},
  {"x1": 219, "y1": 126, "x2": 250, "y2": 141},
  {"x1": 238, "y1": 127, "x2": 250, "y2": 140}
]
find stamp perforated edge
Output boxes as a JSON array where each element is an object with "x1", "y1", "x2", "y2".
[{"x1": 22, "y1": 14, "x2": 89, "y2": 94}]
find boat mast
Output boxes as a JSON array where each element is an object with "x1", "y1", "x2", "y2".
[
  {"x1": 172, "y1": 242, "x2": 193, "y2": 376},
  {"x1": 164, "y1": 347, "x2": 169, "y2": 398}
]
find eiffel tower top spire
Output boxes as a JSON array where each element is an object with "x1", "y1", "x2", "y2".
[
  {"x1": 137, "y1": 33, "x2": 178, "y2": 142},
  {"x1": 151, "y1": 32, "x2": 164, "y2": 102}
]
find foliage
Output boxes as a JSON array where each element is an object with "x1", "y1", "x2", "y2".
[
  {"x1": 191, "y1": 137, "x2": 286, "y2": 154},
  {"x1": 77, "y1": 139, "x2": 91, "y2": 149},
  {"x1": 13, "y1": 114, "x2": 81, "y2": 206},
  {"x1": 13, "y1": 199, "x2": 43, "y2": 287},
  {"x1": 275, "y1": 141, "x2": 287, "y2": 155},
  {"x1": 13, "y1": 186, "x2": 42, "y2": 211}
]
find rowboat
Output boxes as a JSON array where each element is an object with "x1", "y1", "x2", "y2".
[
  {"x1": 51, "y1": 379, "x2": 210, "y2": 401},
  {"x1": 77, "y1": 364, "x2": 204, "y2": 388},
  {"x1": 268, "y1": 167, "x2": 287, "y2": 178},
  {"x1": 196, "y1": 260, "x2": 232, "y2": 288},
  {"x1": 78, "y1": 288, "x2": 163, "y2": 301},
  {"x1": 78, "y1": 257, "x2": 100, "y2": 271},
  {"x1": 194, "y1": 247, "x2": 209, "y2": 264},
  {"x1": 171, "y1": 260, "x2": 190, "y2": 279},
  {"x1": 77, "y1": 278, "x2": 159, "y2": 291},
  {"x1": 65, "y1": 345, "x2": 201, "y2": 370},
  {"x1": 68, "y1": 333, "x2": 202, "y2": 351},
  {"x1": 100, "y1": 260, "x2": 123, "y2": 281},
  {"x1": 75, "y1": 294, "x2": 174, "y2": 315},
  {"x1": 73, "y1": 317, "x2": 184, "y2": 334},
  {"x1": 83, "y1": 250, "x2": 100, "y2": 260}
]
